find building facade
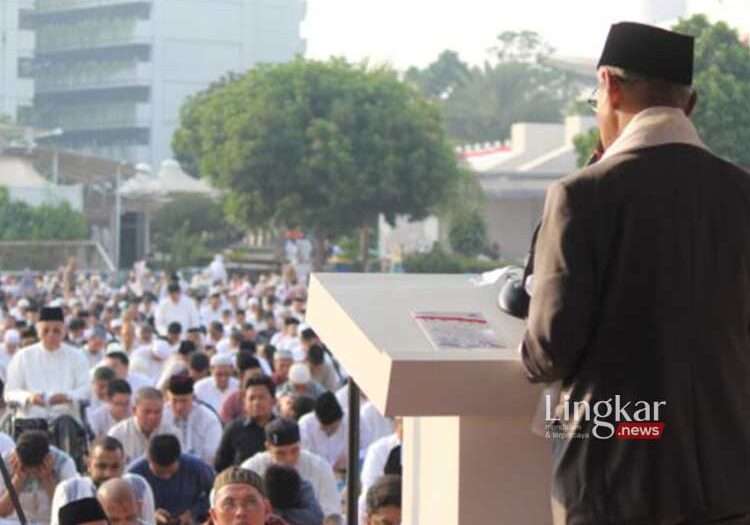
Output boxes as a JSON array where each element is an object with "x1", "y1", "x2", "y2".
[
  {"x1": 0, "y1": 0, "x2": 34, "y2": 122},
  {"x1": 28, "y1": 0, "x2": 306, "y2": 166}
]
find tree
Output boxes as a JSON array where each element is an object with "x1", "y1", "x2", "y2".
[
  {"x1": 173, "y1": 57, "x2": 461, "y2": 267},
  {"x1": 672, "y1": 15, "x2": 750, "y2": 167},
  {"x1": 405, "y1": 50, "x2": 470, "y2": 99},
  {"x1": 151, "y1": 193, "x2": 242, "y2": 268},
  {"x1": 449, "y1": 207, "x2": 488, "y2": 257},
  {"x1": 0, "y1": 188, "x2": 87, "y2": 240},
  {"x1": 573, "y1": 127, "x2": 600, "y2": 168},
  {"x1": 433, "y1": 31, "x2": 584, "y2": 144}
]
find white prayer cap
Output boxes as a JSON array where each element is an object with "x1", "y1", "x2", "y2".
[
  {"x1": 247, "y1": 297, "x2": 260, "y2": 307},
  {"x1": 3, "y1": 329, "x2": 20, "y2": 345},
  {"x1": 209, "y1": 286, "x2": 222, "y2": 297},
  {"x1": 106, "y1": 341, "x2": 123, "y2": 354},
  {"x1": 17, "y1": 298, "x2": 29, "y2": 309},
  {"x1": 288, "y1": 363, "x2": 311, "y2": 385},
  {"x1": 210, "y1": 353, "x2": 234, "y2": 368},
  {"x1": 152, "y1": 338, "x2": 173, "y2": 360}
]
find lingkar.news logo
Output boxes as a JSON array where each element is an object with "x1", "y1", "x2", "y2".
[{"x1": 544, "y1": 395, "x2": 666, "y2": 440}]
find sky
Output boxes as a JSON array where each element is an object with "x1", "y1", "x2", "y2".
[{"x1": 302, "y1": 0, "x2": 745, "y2": 70}]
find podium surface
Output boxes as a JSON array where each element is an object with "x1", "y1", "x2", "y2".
[{"x1": 307, "y1": 273, "x2": 552, "y2": 525}]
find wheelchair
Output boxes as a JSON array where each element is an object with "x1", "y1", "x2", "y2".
[{"x1": 0, "y1": 400, "x2": 94, "y2": 473}]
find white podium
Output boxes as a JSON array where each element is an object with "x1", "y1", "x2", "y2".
[{"x1": 306, "y1": 273, "x2": 552, "y2": 525}]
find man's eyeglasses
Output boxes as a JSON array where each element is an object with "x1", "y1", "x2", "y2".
[{"x1": 587, "y1": 86, "x2": 599, "y2": 113}]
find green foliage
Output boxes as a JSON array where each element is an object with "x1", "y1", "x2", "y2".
[
  {"x1": 173, "y1": 57, "x2": 460, "y2": 240},
  {"x1": 672, "y1": 15, "x2": 750, "y2": 167},
  {"x1": 448, "y1": 207, "x2": 488, "y2": 257},
  {"x1": 403, "y1": 244, "x2": 499, "y2": 274},
  {"x1": 409, "y1": 31, "x2": 586, "y2": 144},
  {"x1": 405, "y1": 50, "x2": 470, "y2": 98},
  {"x1": 151, "y1": 193, "x2": 241, "y2": 268},
  {"x1": 573, "y1": 127, "x2": 601, "y2": 168},
  {"x1": 0, "y1": 188, "x2": 87, "y2": 240}
]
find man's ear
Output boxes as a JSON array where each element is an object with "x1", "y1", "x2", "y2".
[
  {"x1": 601, "y1": 68, "x2": 623, "y2": 110},
  {"x1": 685, "y1": 90, "x2": 698, "y2": 116}
]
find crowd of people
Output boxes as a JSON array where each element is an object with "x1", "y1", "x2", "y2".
[{"x1": 0, "y1": 259, "x2": 402, "y2": 525}]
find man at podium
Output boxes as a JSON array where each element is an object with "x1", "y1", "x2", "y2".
[{"x1": 520, "y1": 22, "x2": 750, "y2": 525}]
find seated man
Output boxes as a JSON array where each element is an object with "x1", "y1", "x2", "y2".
[
  {"x1": 270, "y1": 350, "x2": 294, "y2": 387},
  {"x1": 130, "y1": 339, "x2": 174, "y2": 384},
  {"x1": 219, "y1": 352, "x2": 264, "y2": 425},
  {"x1": 163, "y1": 375, "x2": 222, "y2": 465},
  {"x1": 108, "y1": 387, "x2": 179, "y2": 464},
  {"x1": 89, "y1": 379, "x2": 133, "y2": 440},
  {"x1": 209, "y1": 467, "x2": 288, "y2": 525},
  {"x1": 241, "y1": 419, "x2": 341, "y2": 521},
  {"x1": 50, "y1": 436, "x2": 155, "y2": 525},
  {"x1": 299, "y1": 392, "x2": 348, "y2": 471},
  {"x1": 215, "y1": 376, "x2": 276, "y2": 473},
  {"x1": 89, "y1": 366, "x2": 117, "y2": 413},
  {"x1": 364, "y1": 475, "x2": 401, "y2": 525},
  {"x1": 4, "y1": 307, "x2": 89, "y2": 422},
  {"x1": 82, "y1": 325, "x2": 108, "y2": 369},
  {"x1": 58, "y1": 498, "x2": 109, "y2": 525},
  {"x1": 264, "y1": 464, "x2": 324, "y2": 525},
  {"x1": 129, "y1": 434, "x2": 214, "y2": 525},
  {"x1": 0, "y1": 430, "x2": 77, "y2": 524},
  {"x1": 194, "y1": 354, "x2": 239, "y2": 414},
  {"x1": 97, "y1": 478, "x2": 142, "y2": 525},
  {"x1": 275, "y1": 364, "x2": 325, "y2": 401},
  {"x1": 103, "y1": 351, "x2": 152, "y2": 394},
  {"x1": 187, "y1": 352, "x2": 210, "y2": 384}
]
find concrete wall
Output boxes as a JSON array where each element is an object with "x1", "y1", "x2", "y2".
[{"x1": 483, "y1": 196, "x2": 545, "y2": 263}]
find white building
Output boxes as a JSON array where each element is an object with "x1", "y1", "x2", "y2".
[
  {"x1": 0, "y1": 0, "x2": 34, "y2": 121},
  {"x1": 29, "y1": 0, "x2": 306, "y2": 166}
]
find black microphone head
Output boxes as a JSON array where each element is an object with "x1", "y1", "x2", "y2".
[{"x1": 498, "y1": 277, "x2": 530, "y2": 319}]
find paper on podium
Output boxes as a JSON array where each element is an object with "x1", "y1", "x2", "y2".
[{"x1": 306, "y1": 273, "x2": 545, "y2": 417}]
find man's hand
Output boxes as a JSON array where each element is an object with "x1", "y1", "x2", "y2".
[
  {"x1": 155, "y1": 509, "x2": 172, "y2": 525},
  {"x1": 48, "y1": 394, "x2": 71, "y2": 405},
  {"x1": 177, "y1": 509, "x2": 193, "y2": 525},
  {"x1": 333, "y1": 453, "x2": 348, "y2": 472},
  {"x1": 7, "y1": 453, "x2": 26, "y2": 486},
  {"x1": 38, "y1": 454, "x2": 55, "y2": 487}
]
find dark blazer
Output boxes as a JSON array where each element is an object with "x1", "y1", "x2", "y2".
[{"x1": 522, "y1": 144, "x2": 750, "y2": 525}]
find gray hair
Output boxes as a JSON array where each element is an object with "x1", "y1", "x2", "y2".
[
  {"x1": 134, "y1": 386, "x2": 163, "y2": 405},
  {"x1": 601, "y1": 65, "x2": 694, "y2": 108}
]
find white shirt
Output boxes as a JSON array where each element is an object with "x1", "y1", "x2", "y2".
[
  {"x1": 193, "y1": 376, "x2": 239, "y2": 414},
  {"x1": 359, "y1": 402, "x2": 394, "y2": 450},
  {"x1": 0, "y1": 432, "x2": 14, "y2": 457},
  {"x1": 154, "y1": 295, "x2": 200, "y2": 336},
  {"x1": 88, "y1": 405, "x2": 126, "y2": 439},
  {"x1": 130, "y1": 348, "x2": 166, "y2": 383},
  {"x1": 241, "y1": 450, "x2": 341, "y2": 518},
  {"x1": 0, "y1": 447, "x2": 77, "y2": 525},
  {"x1": 163, "y1": 403, "x2": 222, "y2": 465},
  {"x1": 4, "y1": 342, "x2": 90, "y2": 420},
  {"x1": 299, "y1": 413, "x2": 348, "y2": 468},
  {"x1": 199, "y1": 305, "x2": 223, "y2": 327},
  {"x1": 50, "y1": 474, "x2": 155, "y2": 525},
  {"x1": 358, "y1": 433, "x2": 400, "y2": 525},
  {"x1": 108, "y1": 417, "x2": 181, "y2": 465},
  {"x1": 127, "y1": 372, "x2": 154, "y2": 393}
]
